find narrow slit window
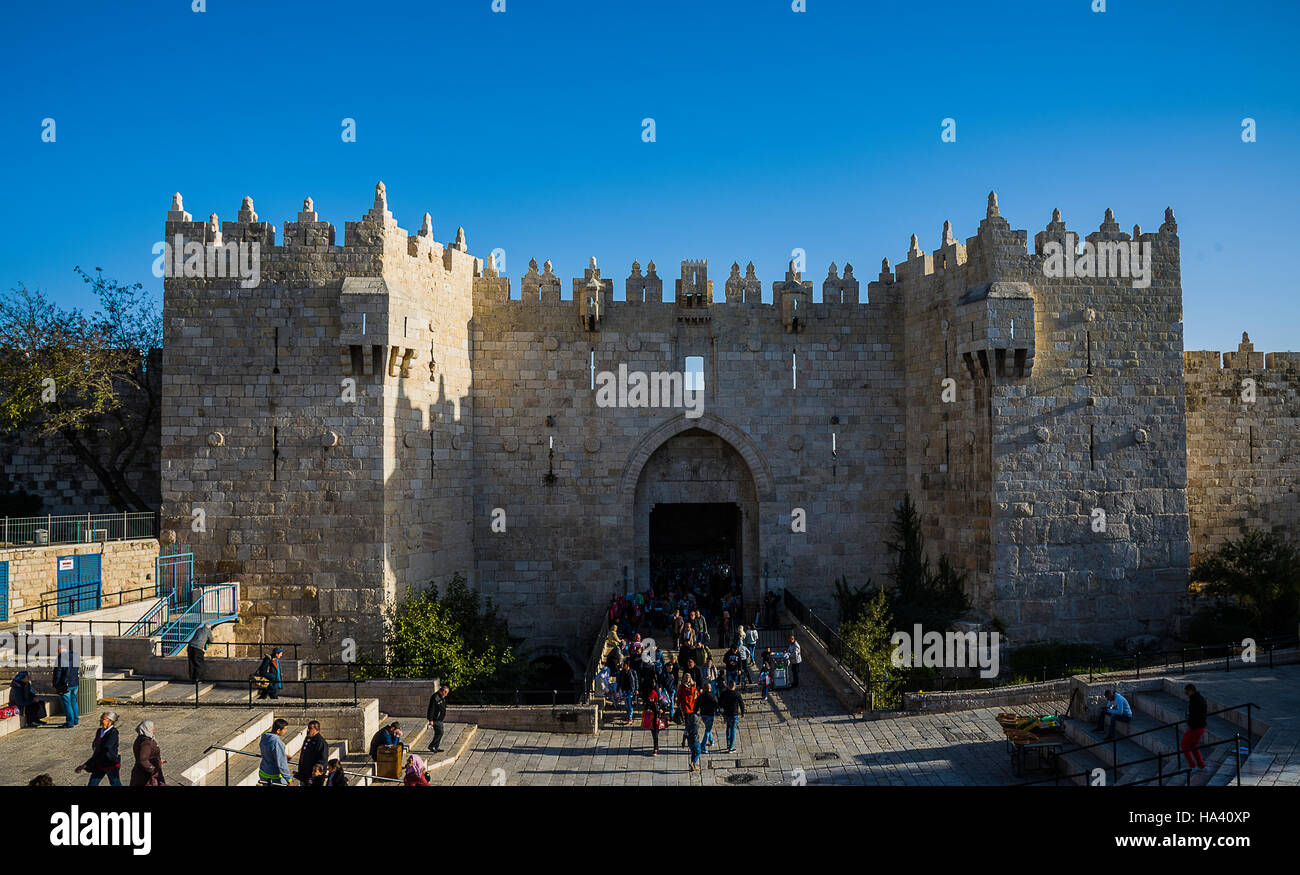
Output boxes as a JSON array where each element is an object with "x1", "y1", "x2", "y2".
[
  {"x1": 590, "y1": 350, "x2": 596, "y2": 391},
  {"x1": 684, "y1": 356, "x2": 705, "y2": 393},
  {"x1": 791, "y1": 351, "x2": 798, "y2": 390}
]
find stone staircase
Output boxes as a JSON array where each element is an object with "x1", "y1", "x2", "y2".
[{"x1": 1047, "y1": 689, "x2": 1257, "y2": 786}]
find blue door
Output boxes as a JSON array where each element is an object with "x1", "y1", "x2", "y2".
[
  {"x1": 0, "y1": 561, "x2": 8, "y2": 621},
  {"x1": 56, "y1": 554, "x2": 102, "y2": 616}
]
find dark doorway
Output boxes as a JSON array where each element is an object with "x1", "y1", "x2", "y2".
[
  {"x1": 649, "y1": 502, "x2": 741, "y2": 601},
  {"x1": 529, "y1": 655, "x2": 576, "y2": 695}
]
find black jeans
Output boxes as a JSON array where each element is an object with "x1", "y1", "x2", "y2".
[
  {"x1": 428, "y1": 721, "x2": 445, "y2": 751},
  {"x1": 789, "y1": 662, "x2": 800, "y2": 688},
  {"x1": 187, "y1": 646, "x2": 205, "y2": 682}
]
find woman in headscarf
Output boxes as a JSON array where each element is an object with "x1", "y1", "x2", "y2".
[
  {"x1": 129, "y1": 720, "x2": 165, "y2": 786},
  {"x1": 8, "y1": 671, "x2": 43, "y2": 727},
  {"x1": 403, "y1": 753, "x2": 430, "y2": 786},
  {"x1": 75, "y1": 711, "x2": 122, "y2": 786}
]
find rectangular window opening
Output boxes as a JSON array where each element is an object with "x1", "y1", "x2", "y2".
[{"x1": 685, "y1": 355, "x2": 705, "y2": 393}]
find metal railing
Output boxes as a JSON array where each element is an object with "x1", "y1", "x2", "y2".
[
  {"x1": 300, "y1": 661, "x2": 579, "y2": 706},
  {"x1": 783, "y1": 589, "x2": 1299, "y2": 710},
  {"x1": 245, "y1": 677, "x2": 366, "y2": 708},
  {"x1": 1020, "y1": 733, "x2": 1251, "y2": 787},
  {"x1": 201, "y1": 744, "x2": 402, "y2": 786},
  {"x1": 14, "y1": 581, "x2": 165, "y2": 622},
  {"x1": 0, "y1": 512, "x2": 157, "y2": 548},
  {"x1": 156, "y1": 585, "x2": 237, "y2": 656},
  {"x1": 124, "y1": 593, "x2": 174, "y2": 638},
  {"x1": 1017, "y1": 701, "x2": 1260, "y2": 787},
  {"x1": 581, "y1": 599, "x2": 614, "y2": 704}
]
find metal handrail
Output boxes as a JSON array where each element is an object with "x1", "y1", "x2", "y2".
[
  {"x1": 15, "y1": 581, "x2": 165, "y2": 618},
  {"x1": 1063, "y1": 701, "x2": 1260, "y2": 759},
  {"x1": 155, "y1": 584, "x2": 237, "y2": 656},
  {"x1": 245, "y1": 677, "x2": 366, "y2": 709},
  {"x1": 124, "y1": 591, "x2": 174, "y2": 637},
  {"x1": 1018, "y1": 732, "x2": 1249, "y2": 787},
  {"x1": 202, "y1": 744, "x2": 402, "y2": 786},
  {"x1": 782, "y1": 589, "x2": 1298, "y2": 708}
]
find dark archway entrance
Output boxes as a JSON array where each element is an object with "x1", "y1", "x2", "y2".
[{"x1": 649, "y1": 502, "x2": 741, "y2": 596}]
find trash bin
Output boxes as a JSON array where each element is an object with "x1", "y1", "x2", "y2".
[
  {"x1": 375, "y1": 744, "x2": 403, "y2": 779},
  {"x1": 78, "y1": 657, "x2": 102, "y2": 717}
]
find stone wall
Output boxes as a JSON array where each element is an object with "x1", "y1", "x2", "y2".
[
  {"x1": 155, "y1": 185, "x2": 1298, "y2": 661},
  {"x1": 0, "y1": 538, "x2": 159, "y2": 620},
  {"x1": 1185, "y1": 335, "x2": 1300, "y2": 562},
  {"x1": 159, "y1": 188, "x2": 475, "y2": 659}
]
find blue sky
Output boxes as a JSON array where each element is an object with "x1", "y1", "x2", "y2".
[{"x1": 1, "y1": 0, "x2": 1296, "y2": 352}]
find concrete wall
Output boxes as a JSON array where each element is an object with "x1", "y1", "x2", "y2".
[{"x1": 0, "y1": 539, "x2": 159, "y2": 621}]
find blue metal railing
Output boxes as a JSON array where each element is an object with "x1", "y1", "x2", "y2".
[
  {"x1": 125, "y1": 591, "x2": 174, "y2": 638},
  {"x1": 156, "y1": 584, "x2": 238, "y2": 656}
]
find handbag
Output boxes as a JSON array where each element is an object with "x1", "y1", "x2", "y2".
[{"x1": 250, "y1": 674, "x2": 270, "y2": 690}]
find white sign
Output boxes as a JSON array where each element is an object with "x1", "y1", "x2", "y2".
[{"x1": 57, "y1": 558, "x2": 74, "y2": 571}]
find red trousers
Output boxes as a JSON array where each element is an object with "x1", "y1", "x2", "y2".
[{"x1": 1181, "y1": 727, "x2": 1207, "y2": 769}]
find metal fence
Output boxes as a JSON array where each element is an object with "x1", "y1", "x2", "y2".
[{"x1": 0, "y1": 512, "x2": 157, "y2": 548}]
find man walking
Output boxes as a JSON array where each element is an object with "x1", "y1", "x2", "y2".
[
  {"x1": 187, "y1": 623, "x2": 213, "y2": 683},
  {"x1": 678, "y1": 674, "x2": 701, "y2": 772},
  {"x1": 1181, "y1": 684, "x2": 1208, "y2": 771},
  {"x1": 719, "y1": 679, "x2": 745, "y2": 752},
  {"x1": 53, "y1": 644, "x2": 79, "y2": 728},
  {"x1": 294, "y1": 720, "x2": 327, "y2": 787},
  {"x1": 258, "y1": 718, "x2": 292, "y2": 785},
  {"x1": 697, "y1": 682, "x2": 718, "y2": 754},
  {"x1": 426, "y1": 685, "x2": 450, "y2": 752},
  {"x1": 617, "y1": 660, "x2": 638, "y2": 724},
  {"x1": 785, "y1": 633, "x2": 802, "y2": 689}
]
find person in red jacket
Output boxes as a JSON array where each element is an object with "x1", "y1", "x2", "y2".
[{"x1": 678, "y1": 675, "x2": 701, "y2": 772}]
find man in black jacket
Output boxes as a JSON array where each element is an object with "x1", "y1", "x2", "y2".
[
  {"x1": 53, "y1": 645, "x2": 80, "y2": 728},
  {"x1": 295, "y1": 720, "x2": 328, "y2": 787},
  {"x1": 1182, "y1": 684, "x2": 1209, "y2": 771},
  {"x1": 719, "y1": 680, "x2": 745, "y2": 752},
  {"x1": 426, "y1": 685, "x2": 450, "y2": 752}
]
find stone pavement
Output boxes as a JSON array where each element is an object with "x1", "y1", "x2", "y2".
[
  {"x1": 0, "y1": 706, "x2": 254, "y2": 786},
  {"x1": 429, "y1": 668, "x2": 1066, "y2": 787}
]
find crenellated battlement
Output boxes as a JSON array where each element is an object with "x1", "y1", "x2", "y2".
[
  {"x1": 161, "y1": 182, "x2": 482, "y2": 293},
  {"x1": 1186, "y1": 333, "x2": 1300, "y2": 371}
]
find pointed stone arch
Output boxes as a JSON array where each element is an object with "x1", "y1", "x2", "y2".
[{"x1": 618, "y1": 412, "x2": 774, "y2": 501}]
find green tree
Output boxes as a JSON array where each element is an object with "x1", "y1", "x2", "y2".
[
  {"x1": 1191, "y1": 529, "x2": 1300, "y2": 637},
  {"x1": 0, "y1": 268, "x2": 161, "y2": 511},
  {"x1": 369, "y1": 573, "x2": 530, "y2": 689},
  {"x1": 840, "y1": 588, "x2": 903, "y2": 709},
  {"x1": 884, "y1": 493, "x2": 971, "y2": 631}
]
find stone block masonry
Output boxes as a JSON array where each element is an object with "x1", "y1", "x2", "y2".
[{"x1": 158, "y1": 185, "x2": 1297, "y2": 663}]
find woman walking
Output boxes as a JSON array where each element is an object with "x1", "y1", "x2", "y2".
[
  {"x1": 645, "y1": 687, "x2": 663, "y2": 756},
  {"x1": 129, "y1": 720, "x2": 165, "y2": 786},
  {"x1": 75, "y1": 711, "x2": 122, "y2": 786}
]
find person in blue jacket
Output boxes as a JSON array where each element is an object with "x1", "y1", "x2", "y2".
[
  {"x1": 255, "y1": 647, "x2": 284, "y2": 700},
  {"x1": 53, "y1": 645, "x2": 80, "y2": 727}
]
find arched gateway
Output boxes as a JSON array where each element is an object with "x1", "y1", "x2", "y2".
[{"x1": 621, "y1": 413, "x2": 771, "y2": 610}]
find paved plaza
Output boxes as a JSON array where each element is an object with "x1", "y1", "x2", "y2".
[{"x1": 430, "y1": 669, "x2": 1062, "y2": 787}]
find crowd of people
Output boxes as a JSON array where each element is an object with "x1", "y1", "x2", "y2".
[{"x1": 597, "y1": 593, "x2": 804, "y2": 771}]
